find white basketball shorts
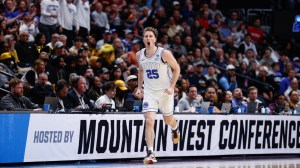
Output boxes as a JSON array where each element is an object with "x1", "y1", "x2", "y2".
[{"x1": 142, "y1": 89, "x2": 174, "y2": 116}]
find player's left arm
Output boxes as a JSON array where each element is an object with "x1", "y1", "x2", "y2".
[{"x1": 162, "y1": 50, "x2": 180, "y2": 90}]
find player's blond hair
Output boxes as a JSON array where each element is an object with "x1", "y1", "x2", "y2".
[{"x1": 143, "y1": 27, "x2": 158, "y2": 38}]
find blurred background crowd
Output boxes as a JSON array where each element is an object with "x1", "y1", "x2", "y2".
[{"x1": 0, "y1": 0, "x2": 300, "y2": 113}]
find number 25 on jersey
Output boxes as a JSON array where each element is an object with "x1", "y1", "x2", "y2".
[{"x1": 146, "y1": 69, "x2": 159, "y2": 79}]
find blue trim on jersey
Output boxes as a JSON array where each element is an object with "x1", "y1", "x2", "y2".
[{"x1": 0, "y1": 113, "x2": 30, "y2": 163}]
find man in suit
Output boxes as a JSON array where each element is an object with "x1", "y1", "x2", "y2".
[
  {"x1": 55, "y1": 79, "x2": 72, "y2": 112},
  {"x1": 67, "y1": 76, "x2": 93, "y2": 110}
]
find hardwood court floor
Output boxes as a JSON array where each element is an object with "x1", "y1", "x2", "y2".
[{"x1": 4, "y1": 155, "x2": 300, "y2": 168}]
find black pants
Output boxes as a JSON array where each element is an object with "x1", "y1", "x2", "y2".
[
  {"x1": 62, "y1": 28, "x2": 74, "y2": 48},
  {"x1": 39, "y1": 23, "x2": 57, "y2": 43},
  {"x1": 78, "y1": 26, "x2": 89, "y2": 42}
]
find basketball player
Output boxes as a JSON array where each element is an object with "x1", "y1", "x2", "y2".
[{"x1": 136, "y1": 27, "x2": 180, "y2": 164}]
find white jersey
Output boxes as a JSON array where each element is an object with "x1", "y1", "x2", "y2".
[{"x1": 139, "y1": 47, "x2": 172, "y2": 90}]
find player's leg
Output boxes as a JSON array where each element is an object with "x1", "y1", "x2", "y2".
[
  {"x1": 159, "y1": 92, "x2": 180, "y2": 144},
  {"x1": 143, "y1": 111, "x2": 157, "y2": 164},
  {"x1": 142, "y1": 90, "x2": 159, "y2": 164}
]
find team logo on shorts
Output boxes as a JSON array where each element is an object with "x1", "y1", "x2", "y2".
[{"x1": 143, "y1": 102, "x2": 149, "y2": 108}]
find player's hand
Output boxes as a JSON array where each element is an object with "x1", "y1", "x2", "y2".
[{"x1": 165, "y1": 87, "x2": 174, "y2": 95}]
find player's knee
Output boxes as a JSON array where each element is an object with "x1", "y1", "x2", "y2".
[
  {"x1": 163, "y1": 116, "x2": 173, "y2": 125},
  {"x1": 145, "y1": 117, "x2": 155, "y2": 127}
]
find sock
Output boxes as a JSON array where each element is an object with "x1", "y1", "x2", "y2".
[
  {"x1": 171, "y1": 123, "x2": 178, "y2": 131},
  {"x1": 148, "y1": 147, "x2": 154, "y2": 153}
]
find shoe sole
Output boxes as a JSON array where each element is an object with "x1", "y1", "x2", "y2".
[{"x1": 143, "y1": 158, "x2": 157, "y2": 164}]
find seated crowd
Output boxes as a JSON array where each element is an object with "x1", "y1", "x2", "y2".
[{"x1": 0, "y1": 0, "x2": 299, "y2": 114}]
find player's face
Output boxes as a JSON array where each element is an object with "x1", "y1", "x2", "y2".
[{"x1": 143, "y1": 31, "x2": 156, "y2": 47}]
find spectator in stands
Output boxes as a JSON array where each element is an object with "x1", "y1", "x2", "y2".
[
  {"x1": 246, "y1": 86, "x2": 265, "y2": 110},
  {"x1": 247, "y1": 18, "x2": 264, "y2": 44},
  {"x1": 112, "y1": 37, "x2": 126, "y2": 58},
  {"x1": 74, "y1": 0, "x2": 90, "y2": 42},
  {"x1": 238, "y1": 34, "x2": 258, "y2": 57},
  {"x1": 98, "y1": 67, "x2": 110, "y2": 84},
  {"x1": 186, "y1": 51, "x2": 195, "y2": 65},
  {"x1": 19, "y1": 12, "x2": 39, "y2": 42},
  {"x1": 121, "y1": 29, "x2": 134, "y2": 52},
  {"x1": 203, "y1": 86, "x2": 219, "y2": 111},
  {"x1": 67, "y1": 75, "x2": 93, "y2": 110},
  {"x1": 268, "y1": 94, "x2": 285, "y2": 114},
  {"x1": 114, "y1": 57, "x2": 129, "y2": 80},
  {"x1": 89, "y1": 56, "x2": 103, "y2": 76},
  {"x1": 125, "y1": 39, "x2": 140, "y2": 66},
  {"x1": 87, "y1": 76, "x2": 102, "y2": 102},
  {"x1": 99, "y1": 43, "x2": 115, "y2": 69},
  {"x1": 58, "y1": 34, "x2": 68, "y2": 50},
  {"x1": 39, "y1": 51, "x2": 57, "y2": 84},
  {"x1": 157, "y1": 33, "x2": 170, "y2": 50},
  {"x1": 94, "y1": 81, "x2": 116, "y2": 110},
  {"x1": 96, "y1": 29, "x2": 112, "y2": 47},
  {"x1": 34, "y1": 33, "x2": 47, "y2": 54},
  {"x1": 241, "y1": 48, "x2": 259, "y2": 66},
  {"x1": 227, "y1": 11, "x2": 243, "y2": 29},
  {"x1": 0, "y1": 78, "x2": 38, "y2": 110},
  {"x1": 284, "y1": 78, "x2": 300, "y2": 99},
  {"x1": 84, "y1": 67, "x2": 94, "y2": 90},
  {"x1": 21, "y1": 59, "x2": 46, "y2": 91},
  {"x1": 198, "y1": 10, "x2": 210, "y2": 30},
  {"x1": 46, "y1": 33, "x2": 60, "y2": 51},
  {"x1": 91, "y1": 2, "x2": 110, "y2": 40},
  {"x1": 218, "y1": 64, "x2": 238, "y2": 92},
  {"x1": 177, "y1": 78, "x2": 189, "y2": 99},
  {"x1": 217, "y1": 90, "x2": 233, "y2": 112},
  {"x1": 114, "y1": 79, "x2": 128, "y2": 109},
  {"x1": 39, "y1": 0, "x2": 60, "y2": 43},
  {"x1": 194, "y1": 62, "x2": 207, "y2": 91},
  {"x1": 125, "y1": 74, "x2": 137, "y2": 100},
  {"x1": 183, "y1": 64, "x2": 206, "y2": 91},
  {"x1": 259, "y1": 48, "x2": 275, "y2": 69},
  {"x1": 208, "y1": 0, "x2": 223, "y2": 19},
  {"x1": 69, "y1": 36, "x2": 84, "y2": 56},
  {"x1": 78, "y1": 46, "x2": 89, "y2": 66},
  {"x1": 0, "y1": 52, "x2": 16, "y2": 88},
  {"x1": 286, "y1": 90, "x2": 300, "y2": 112},
  {"x1": 109, "y1": 64, "x2": 123, "y2": 81},
  {"x1": 270, "y1": 62, "x2": 283, "y2": 91},
  {"x1": 64, "y1": 56, "x2": 77, "y2": 81},
  {"x1": 205, "y1": 64, "x2": 218, "y2": 81},
  {"x1": 54, "y1": 79, "x2": 71, "y2": 112},
  {"x1": 74, "y1": 56, "x2": 87, "y2": 76},
  {"x1": 4, "y1": 0, "x2": 23, "y2": 27},
  {"x1": 176, "y1": 85, "x2": 202, "y2": 113},
  {"x1": 15, "y1": 31, "x2": 39, "y2": 66},
  {"x1": 231, "y1": 87, "x2": 247, "y2": 110},
  {"x1": 3, "y1": 34, "x2": 19, "y2": 63},
  {"x1": 171, "y1": 34, "x2": 187, "y2": 57},
  {"x1": 58, "y1": 0, "x2": 79, "y2": 48},
  {"x1": 279, "y1": 69, "x2": 296, "y2": 94},
  {"x1": 124, "y1": 85, "x2": 143, "y2": 112},
  {"x1": 250, "y1": 66, "x2": 274, "y2": 104},
  {"x1": 28, "y1": 72, "x2": 53, "y2": 107}
]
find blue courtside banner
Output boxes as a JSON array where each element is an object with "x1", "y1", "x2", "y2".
[{"x1": 0, "y1": 113, "x2": 30, "y2": 163}]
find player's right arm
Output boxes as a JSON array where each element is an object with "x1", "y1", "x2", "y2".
[{"x1": 136, "y1": 51, "x2": 144, "y2": 95}]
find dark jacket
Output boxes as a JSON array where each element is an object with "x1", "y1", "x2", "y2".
[
  {"x1": 0, "y1": 93, "x2": 37, "y2": 110},
  {"x1": 66, "y1": 88, "x2": 93, "y2": 110}
]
